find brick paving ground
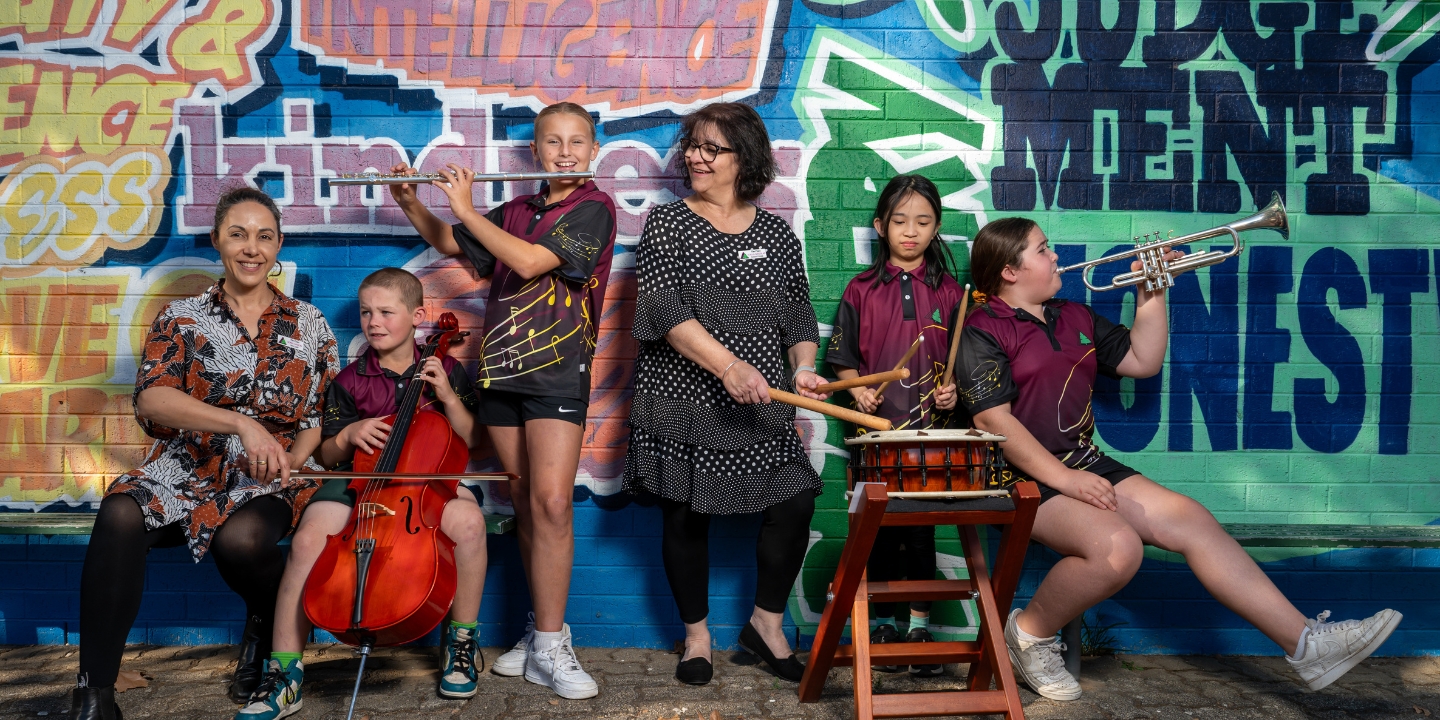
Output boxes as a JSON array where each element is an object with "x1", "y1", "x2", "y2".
[{"x1": 2, "y1": 644, "x2": 1437, "y2": 719}]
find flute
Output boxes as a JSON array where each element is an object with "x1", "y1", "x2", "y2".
[{"x1": 329, "y1": 171, "x2": 595, "y2": 186}]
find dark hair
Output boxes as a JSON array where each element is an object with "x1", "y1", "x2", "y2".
[
  {"x1": 359, "y1": 267, "x2": 425, "y2": 310},
  {"x1": 213, "y1": 187, "x2": 282, "y2": 238},
  {"x1": 862, "y1": 175, "x2": 957, "y2": 289},
  {"x1": 535, "y1": 102, "x2": 597, "y2": 142},
  {"x1": 677, "y1": 102, "x2": 776, "y2": 202},
  {"x1": 969, "y1": 217, "x2": 1040, "y2": 299}
]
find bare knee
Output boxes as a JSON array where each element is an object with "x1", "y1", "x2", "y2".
[
  {"x1": 1090, "y1": 527, "x2": 1144, "y2": 592},
  {"x1": 446, "y1": 503, "x2": 488, "y2": 549},
  {"x1": 532, "y1": 490, "x2": 572, "y2": 527},
  {"x1": 288, "y1": 522, "x2": 331, "y2": 566}
]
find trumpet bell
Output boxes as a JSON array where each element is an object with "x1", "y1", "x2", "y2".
[{"x1": 1229, "y1": 191, "x2": 1289, "y2": 241}]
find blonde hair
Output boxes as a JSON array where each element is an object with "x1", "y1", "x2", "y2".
[
  {"x1": 359, "y1": 267, "x2": 424, "y2": 311},
  {"x1": 535, "y1": 102, "x2": 597, "y2": 141}
]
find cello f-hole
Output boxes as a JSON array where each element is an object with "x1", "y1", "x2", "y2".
[{"x1": 402, "y1": 495, "x2": 421, "y2": 535}]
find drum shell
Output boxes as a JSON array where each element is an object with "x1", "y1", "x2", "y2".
[{"x1": 848, "y1": 441, "x2": 1001, "y2": 493}]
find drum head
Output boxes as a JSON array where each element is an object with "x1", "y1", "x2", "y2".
[{"x1": 844, "y1": 428, "x2": 1007, "y2": 445}]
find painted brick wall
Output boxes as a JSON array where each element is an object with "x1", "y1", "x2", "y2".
[{"x1": 1, "y1": 0, "x2": 1438, "y2": 656}]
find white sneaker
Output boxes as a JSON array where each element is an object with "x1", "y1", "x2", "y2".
[
  {"x1": 1287, "y1": 609, "x2": 1402, "y2": 691},
  {"x1": 491, "y1": 613, "x2": 536, "y2": 677},
  {"x1": 524, "y1": 624, "x2": 598, "y2": 699},
  {"x1": 1004, "y1": 609, "x2": 1081, "y2": 701}
]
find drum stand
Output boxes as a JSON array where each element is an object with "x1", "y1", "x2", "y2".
[{"x1": 798, "y1": 481, "x2": 1041, "y2": 719}]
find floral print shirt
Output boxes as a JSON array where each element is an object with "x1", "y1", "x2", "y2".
[{"x1": 108, "y1": 281, "x2": 338, "y2": 560}]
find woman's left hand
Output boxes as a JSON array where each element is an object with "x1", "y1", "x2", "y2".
[
  {"x1": 794, "y1": 370, "x2": 829, "y2": 401},
  {"x1": 935, "y1": 382, "x2": 958, "y2": 410}
]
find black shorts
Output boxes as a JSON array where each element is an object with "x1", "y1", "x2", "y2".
[
  {"x1": 1001, "y1": 454, "x2": 1141, "y2": 504},
  {"x1": 308, "y1": 477, "x2": 485, "y2": 508},
  {"x1": 477, "y1": 389, "x2": 587, "y2": 427}
]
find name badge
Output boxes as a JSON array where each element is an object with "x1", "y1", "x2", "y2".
[
  {"x1": 739, "y1": 248, "x2": 768, "y2": 260},
  {"x1": 275, "y1": 335, "x2": 305, "y2": 353}
]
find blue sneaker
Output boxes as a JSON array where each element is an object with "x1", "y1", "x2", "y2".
[
  {"x1": 235, "y1": 659, "x2": 303, "y2": 719},
  {"x1": 439, "y1": 623, "x2": 482, "y2": 698}
]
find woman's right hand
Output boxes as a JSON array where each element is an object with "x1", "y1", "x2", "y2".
[
  {"x1": 723, "y1": 361, "x2": 771, "y2": 405},
  {"x1": 849, "y1": 387, "x2": 880, "y2": 414},
  {"x1": 236, "y1": 416, "x2": 291, "y2": 482},
  {"x1": 1055, "y1": 468, "x2": 1117, "y2": 511},
  {"x1": 387, "y1": 162, "x2": 421, "y2": 206}
]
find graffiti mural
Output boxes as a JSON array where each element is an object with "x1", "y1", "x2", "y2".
[{"x1": 2, "y1": 0, "x2": 1438, "y2": 652}]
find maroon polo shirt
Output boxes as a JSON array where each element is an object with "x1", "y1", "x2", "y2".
[
  {"x1": 453, "y1": 181, "x2": 617, "y2": 401},
  {"x1": 957, "y1": 297, "x2": 1131, "y2": 468},
  {"x1": 322, "y1": 342, "x2": 479, "y2": 442},
  {"x1": 826, "y1": 262, "x2": 965, "y2": 429}
]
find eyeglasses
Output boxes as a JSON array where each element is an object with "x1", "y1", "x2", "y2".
[{"x1": 681, "y1": 139, "x2": 734, "y2": 163}]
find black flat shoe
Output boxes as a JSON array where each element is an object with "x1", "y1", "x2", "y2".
[
  {"x1": 68, "y1": 685, "x2": 122, "y2": 720},
  {"x1": 738, "y1": 622, "x2": 805, "y2": 682},
  {"x1": 870, "y1": 624, "x2": 903, "y2": 673},
  {"x1": 676, "y1": 655, "x2": 713, "y2": 685},
  {"x1": 229, "y1": 614, "x2": 269, "y2": 703},
  {"x1": 905, "y1": 626, "x2": 943, "y2": 677}
]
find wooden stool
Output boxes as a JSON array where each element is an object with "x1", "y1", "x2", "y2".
[{"x1": 799, "y1": 481, "x2": 1041, "y2": 719}]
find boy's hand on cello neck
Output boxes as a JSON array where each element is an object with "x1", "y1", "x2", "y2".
[
  {"x1": 418, "y1": 356, "x2": 458, "y2": 405},
  {"x1": 388, "y1": 162, "x2": 462, "y2": 255}
]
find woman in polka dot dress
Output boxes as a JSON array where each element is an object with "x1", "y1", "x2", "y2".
[{"x1": 623, "y1": 103, "x2": 828, "y2": 686}]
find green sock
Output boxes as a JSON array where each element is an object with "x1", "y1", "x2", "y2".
[
  {"x1": 270, "y1": 652, "x2": 303, "y2": 671},
  {"x1": 874, "y1": 616, "x2": 896, "y2": 629},
  {"x1": 909, "y1": 614, "x2": 930, "y2": 631},
  {"x1": 450, "y1": 620, "x2": 478, "y2": 629}
]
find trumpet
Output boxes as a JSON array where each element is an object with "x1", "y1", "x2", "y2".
[
  {"x1": 1056, "y1": 191, "x2": 1289, "y2": 292},
  {"x1": 329, "y1": 170, "x2": 594, "y2": 186}
]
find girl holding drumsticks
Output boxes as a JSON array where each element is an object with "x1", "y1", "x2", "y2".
[{"x1": 825, "y1": 174, "x2": 965, "y2": 677}]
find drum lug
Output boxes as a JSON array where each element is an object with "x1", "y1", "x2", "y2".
[{"x1": 826, "y1": 591, "x2": 835, "y2": 603}]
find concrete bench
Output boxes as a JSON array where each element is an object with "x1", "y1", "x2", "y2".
[
  {"x1": 1060, "y1": 523, "x2": 1440, "y2": 678},
  {"x1": 0, "y1": 511, "x2": 517, "y2": 536}
]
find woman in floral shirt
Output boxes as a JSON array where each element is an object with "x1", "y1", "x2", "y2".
[{"x1": 68, "y1": 188, "x2": 339, "y2": 720}]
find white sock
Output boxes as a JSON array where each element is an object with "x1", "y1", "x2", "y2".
[
  {"x1": 1291, "y1": 627, "x2": 1310, "y2": 659},
  {"x1": 1014, "y1": 621, "x2": 1055, "y2": 646},
  {"x1": 532, "y1": 630, "x2": 563, "y2": 651}
]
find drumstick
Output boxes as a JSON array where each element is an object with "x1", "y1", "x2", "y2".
[
  {"x1": 815, "y1": 368, "x2": 909, "y2": 394},
  {"x1": 767, "y1": 388, "x2": 893, "y2": 431},
  {"x1": 941, "y1": 284, "x2": 971, "y2": 388},
  {"x1": 874, "y1": 332, "x2": 924, "y2": 400}
]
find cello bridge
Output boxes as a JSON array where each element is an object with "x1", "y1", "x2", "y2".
[{"x1": 357, "y1": 502, "x2": 396, "y2": 519}]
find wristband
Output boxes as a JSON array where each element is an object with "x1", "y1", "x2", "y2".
[{"x1": 792, "y1": 365, "x2": 816, "y2": 380}]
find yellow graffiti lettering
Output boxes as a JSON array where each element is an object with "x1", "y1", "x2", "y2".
[
  {"x1": 0, "y1": 275, "x2": 126, "y2": 385},
  {"x1": 111, "y1": 0, "x2": 181, "y2": 46},
  {"x1": 0, "y1": 149, "x2": 168, "y2": 269},
  {"x1": 0, "y1": 61, "x2": 191, "y2": 161},
  {"x1": 170, "y1": 0, "x2": 272, "y2": 84}
]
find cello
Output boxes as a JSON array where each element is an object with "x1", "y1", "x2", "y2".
[{"x1": 299, "y1": 312, "x2": 485, "y2": 717}]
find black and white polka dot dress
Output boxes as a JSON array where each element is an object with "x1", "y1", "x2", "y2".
[{"x1": 623, "y1": 200, "x2": 822, "y2": 515}]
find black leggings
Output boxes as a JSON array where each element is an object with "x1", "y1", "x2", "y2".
[
  {"x1": 660, "y1": 491, "x2": 815, "y2": 625},
  {"x1": 867, "y1": 525, "x2": 937, "y2": 618},
  {"x1": 78, "y1": 493, "x2": 292, "y2": 688}
]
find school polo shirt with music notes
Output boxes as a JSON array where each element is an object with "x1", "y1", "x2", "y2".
[
  {"x1": 451, "y1": 181, "x2": 617, "y2": 401},
  {"x1": 826, "y1": 262, "x2": 965, "y2": 430},
  {"x1": 956, "y1": 297, "x2": 1131, "y2": 469}
]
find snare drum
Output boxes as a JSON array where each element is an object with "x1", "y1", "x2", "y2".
[{"x1": 846, "y1": 429, "x2": 1008, "y2": 494}]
